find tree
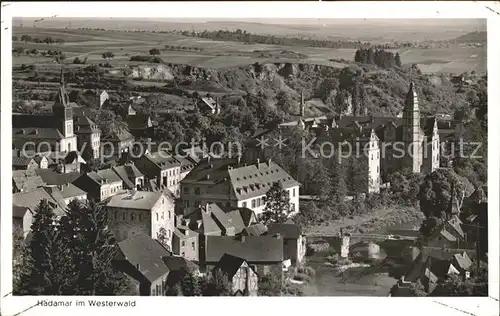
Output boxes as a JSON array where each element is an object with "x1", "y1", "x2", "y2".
[
  {"x1": 17, "y1": 200, "x2": 77, "y2": 295},
  {"x1": 180, "y1": 271, "x2": 202, "y2": 296},
  {"x1": 261, "y1": 182, "x2": 292, "y2": 225},
  {"x1": 149, "y1": 48, "x2": 161, "y2": 55},
  {"x1": 13, "y1": 227, "x2": 30, "y2": 294},
  {"x1": 409, "y1": 279, "x2": 428, "y2": 297},
  {"x1": 21, "y1": 35, "x2": 32, "y2": 42},
  {"x1": 418, "y1": 168, "x2": 465, "y2": 236},
  {"x1": 258, "y1": 271, "x2": 282, "y2": 296},
  {"x1": 394, "y1": 52, "x2": 402, "y2": 67},
  {"x1": 43, "y1": 37, "x2": 54, "y2": 45},
  {"x1": 73, "y1": 57, "x2": 82, "y2": 64},
  {"x1": 61, "y1": 200, "x2": 129, "y2": 295},
  {"x1": 102, "y1": 52, "x2": 115, "y2": 59},
  {"x1": 201, "y1": 269, "x2": 232, "y2": 296},
  {"x1": 13, "y1": 35, "x2": 18, "y2": 41}
]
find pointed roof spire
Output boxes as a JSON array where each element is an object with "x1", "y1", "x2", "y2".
[
  {"x1": 448, "y1": 183, "x2": 461, "y2": 215},
  {"x1": 405, "y1": 81, "x2": 419, "y2": 111}
]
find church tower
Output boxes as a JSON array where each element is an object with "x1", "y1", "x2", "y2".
[
  {"x1": 53, "y1": 67, "x2": 76, "y2": 152},
  {"x1": 402, "y1": 82, "x2": 422, "y2": 173}
]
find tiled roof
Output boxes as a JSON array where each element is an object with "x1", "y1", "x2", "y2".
[
  {"x1": 145, "y1": 152, "x2": 181, "y2": 170},
  {"x1": 439, "y1": 228, "x2": 456, "y2": 242},
  {"x1": 266, "y1": 223, "x2": 301, "y2": 239},
  {"x1": 453, "y1": 252, "x2": 473, "y2": 271},
  {"x1": 12, "y1": 127, "x2": 64, "y2": 140},
  {"x1": 47, "y1": 183, "x2": 86, "y2": 199},
  {"x1": 222, "y1": 208, "x2": 246, "y2": 234},
  {"x1": 12, "y1": 171, "x2": 45, "y2": 192},
  {"x1": 185, "y1": 206, "x2": 223, "y2": 235},
  {"x1": 116, "y1": 234, "x2": 171, "y2": 283},
  {"x1": 214, "y1": 253, "x2": 249, "y2": 278},
  {"x1": 102, "y1": 128, "x2": 134, "y2": 142},
  {"x1": 127, "y1": 114, "x2": 152, "y2": 130},
  {"x1": 112, "y1": 164, "x2": 144, "y2": 189},
  {"x1": 162, "y1": 256, "x2": 190, "y2": 272},
  {"x1": 12, "y1": 156, "x2": 35, "y2": 167},
  {"x1": 446, "y1": 215, "x2": 465, "y2": 239},
  {"x1": 205, "y1": 235, "x2": 283, "y2": 263},
  {"x1": 75, "y1": 116, "x2": 101, "y2": 134},
  {"x1": 242, "y1": 223, "x2": 268, "y2": 236},
  {"x1": 35, "y1": 169, "x2": 80, "y2": 186},
  {"x1": 173, "y1": 226, "x2": 198, "y2": 240},
  {"x1": 12, "y1": 187, "x2": 66, "y2": 218},
  {"x1": 174, "y1": 155, "x2": 195, "y2": 173},
  {"x1": 87, "y1": 169, "x2": 123, "y2": 184},
  {"x1": 182, "y1": 158, "x2": 299, "y2": 201},
  {"x1": 106, "y1": 191, "x2": 165, "y2": 210}
]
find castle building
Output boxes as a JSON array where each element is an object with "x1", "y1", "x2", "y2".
[{"x1": 246, "y1": 82, "x2": 440, "y2": 191}]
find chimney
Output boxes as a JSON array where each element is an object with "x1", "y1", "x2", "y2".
[
  {"x1": 268, "y1": 158, "x2": 271, "y2": 165},
  {"x1": 184, "y1": 229, "x2": 189, "y2": 237},
  {"x1": 273, "y1": 233, "x2": 281, "y2": 239},
  {"x1": 206, "y1": 174, "x2": 211, "y2": 180},
  {"x1": 237, "y1": 155, "x2": 241, "y2": 165},
  {"x1": 257, "y1": 158, "x2": 260, "y2": 165},
  {"x1": 136, "y1": 263, "x2": 140, "y2": 270},
  {"x1": 238, "y1": 235, "x2": 246, "y2": 242}
]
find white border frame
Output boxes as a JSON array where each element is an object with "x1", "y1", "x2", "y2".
[{"x1": 1, "y1": 2, "x2": 499, "y2": 316}]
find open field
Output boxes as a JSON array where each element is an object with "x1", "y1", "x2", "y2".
[{"x1": 12, "y1": 27, "x2": 486, "y2": 74}]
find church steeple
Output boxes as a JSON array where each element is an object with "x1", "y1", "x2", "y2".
[
  {"x1": 402, "y1": 81, "x2": 422, "y2": 173},
  {"x1": 52, "y1": 65, "x2": 74, "y2": 139}
]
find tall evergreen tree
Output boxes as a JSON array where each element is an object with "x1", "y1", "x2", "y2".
[
  {"x1": 62, "y1": 200, "x2": 128, "y2": 295},
  {"x1": 261, "y1": 182, "x2": 293, "y2": 225},
  {"x1": 202, "y1": 269, "x2": 232, "y2": 296},
  {"x1": 18, "y1": 199, "x2": 76, "y2": 295},
  {"x1": 354, "y1": 49, "x2": 363, "y2": 63},
  {"x1": 395, "y1": 52, "x2": 402, "y2": 67}
]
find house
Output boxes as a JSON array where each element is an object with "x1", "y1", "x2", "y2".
[
  {"x1": 74, "y1": 115, "x2": 101, "y2": 159},
  {"x1": 33, "y1": 155, "x2": 50, "y2": 169},
  {"x1": 105, "y1": 191, "x2": 175, "y2": 249},
  {"x1": 172, "y1": 226, "x2": 199, "y2": 262},
  {"x1": 12, "y1": 170, "x2": 46, "y2": 193},
  {"x1": 127, "y1": 114, "x2": 154, "y2": 139},
  {"x1": 13, "y1": 187, "x2": 67, "y2": 238},
  {"x1": 241, "y1": 223, "x2": 268, "y2": 236},
  {"x1": 99, "y1": 90, "x2": 109, "y2": 108},
  {"x1": 180, "y1": 145, "x2": 208, "y2": 163},
  {"x1": 73, "y1": 169, "x2": 124, "y2": 202},
  {"x1": 266, "y1": 223, "x2": 306, "y2": 265},
  {"x1": 12, "y1": 74, "x2": 78, "y2": 154},
  {"x1": 204, "y1": 235, "x2": 284, "y2": 278},
  {"x1": 174, "y1": 155, "x2": 196, "y2": 184},
  {"x1": 134, "y1": 151, "x2": 182, "y2": 196},
  {"x1": 101, "y1": 128, "x2": 134, "y2": 157},
  {"x1": 112, "y1": 162, "x2": 146, "y2": 190},
  {"x1": 213, "y1": 254, "x2": 259, "y2": 296},
  {"x1": 45, "y1": 183, "x2": 87, "y2": 205},
  {"x1": 180, "y1": 157, "x2": 300, "y2": 216},
  {"x1": 349, "y1": 241, "x2": 386, "y2": 261},
  {"x1": 35, "y1": 169, "x2": 81, "y2": 187},
  {"x1": 197, "y1": 96, "x2": 220, "y2": 115},
  {"x1": 12, "y1": 156, "x2": 39, "y2": 171},
  {"x1": 114, "y1": 234, "x2": 172, "y2": 296}
]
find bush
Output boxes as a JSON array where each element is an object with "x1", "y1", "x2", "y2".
[
  {"x1": 283, "y1": 283, "x2": 304, "y2": 296},
  {"x1": 292, "y1": 273, "x2": 311, "y2": 283},
  {"x1": 299, "y1": 266, "x2": 316, "y2": 278}
]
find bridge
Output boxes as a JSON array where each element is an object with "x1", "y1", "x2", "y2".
[{"x1": 304, "y1": 232, "x2": 418, "y2": 242}]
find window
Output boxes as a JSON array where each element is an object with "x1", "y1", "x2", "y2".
[
  {"x1": 261, "y1": 197, "x2": 265, "y2": 205},
  {"x1": 139, "y1": 213, "x2": 142, "y2": 221},
  {"x1": 168, "y1": 229, "x2": 171, "y2": 238},
  {"x1": 122, "y1": 213, "x2": 126, "y2": 221},
  {"x1": 181, "y1": 241, "x2": 185, "y2": 247},
  {"x1": 161, "y1": 212, "x2": 164, "y2": 219},
  {"x1": 251, "y1": 199, "x2": 256, "y2": 208},
  {"x1": 191, "y1": 242, "x2": 195, "y2": 250},
  {"x1": 242, "y1": 201, "x2": 247, "y2": 208},
  {"x1": 131, "y1": 213, "x2": 135, "y2": 222},
  {"x1": 183, "y1": 187, "x2": 188, "y2": 194},
  {"x1": 377, "y1": 152, "x2": 379, "y2": 159},
  {"x1": 152, "y1": 289, "x2": 156, "y2": 296},
  {"x1": 182, "y1": 252, "x2": 185, "y2": 257},
  {"x1": 293, "y1": 188, "x2": 296, "y2": 197},
  {"x1": 114, "y1": 211, "x2": 117, "y2": 220},
  {"x1": 371, "y1": 154, "x2": 373, "y2": 160},
  {"x1": 377, "y1": 166, "x2": 379, "y2": 173},
  {"x1": 194, "y1": 187, "x2": 200, "y2": 195},
  {"x1": 156, "y1": 213, "x2": 159, "y2": 221},
  {"x1": 168, "y1": 211, "x2": 171, "y2": 219}
]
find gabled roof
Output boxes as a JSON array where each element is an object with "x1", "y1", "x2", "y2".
[
  {"x1": 102, "y1": 128, "x2": 134, "y2": 142},
  {"x1": 116, "y1": 234, "x2": 172, "y2": 283},
  {"x1": 205, "y1": 235, "x2": 283, "y2": 264},
  {"x1": 35, "y1": 169, "x2": 80, "y2": 186},
  {"x1": 446, "y1": 215, "x2": 465, "y2": 239},
  {"x1": 12, "y1": 127, "x2": 64, "y2": 140},
  {"x1": 453, "y1": 252, "x2": 473, "y2": 271},
  {"x1": 13, "y1": 171, "x2": 45, "y2": 192},
  {"x1": 214, "y1": 253, "x2": 251, "y2": 278},
  {"x1": 75, "y1": 116, "x2": 101, "y2": 134},
  {"x1": 12, "y1": 187, "x2": 66, "y2": 218},
  {"x1": 12, "y1": 156, "x2": 36, "y2": 167},
  {"x1": 112, "y1": 164, "x2": 144, "y2": 189},
  {"x1": 242, "y1": 223, "x2": 268, "y2": 236},
  {"x1": 266, "y1": 223, "x2": 301, "y2": 239},
  {"x1": 45, "y1": 183, "x2": 86, "y2": 199},
  {"x1": 182, "y1": 158, "x2": 300, "y2": 201},
  {"x1": 144, "y1": 151, "x2": 181, "y2": 170},
  {"x1": 439, "y1": 228, "x2": 456, "y2": 242},
  {"x1": 106, "y1": 191, "x2": 166, "y2": 210},
  {"x1": 87, "y1": 169, "x2": 122, "y2": 184}
]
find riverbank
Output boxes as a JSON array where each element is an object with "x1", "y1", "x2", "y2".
[{"x1": 303, "y1": 205, "x2": 424, "y2": 236}]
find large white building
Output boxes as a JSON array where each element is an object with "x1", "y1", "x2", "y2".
[{"x1": 180, "y1": 158, "x2": 300, "y2": 217}]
